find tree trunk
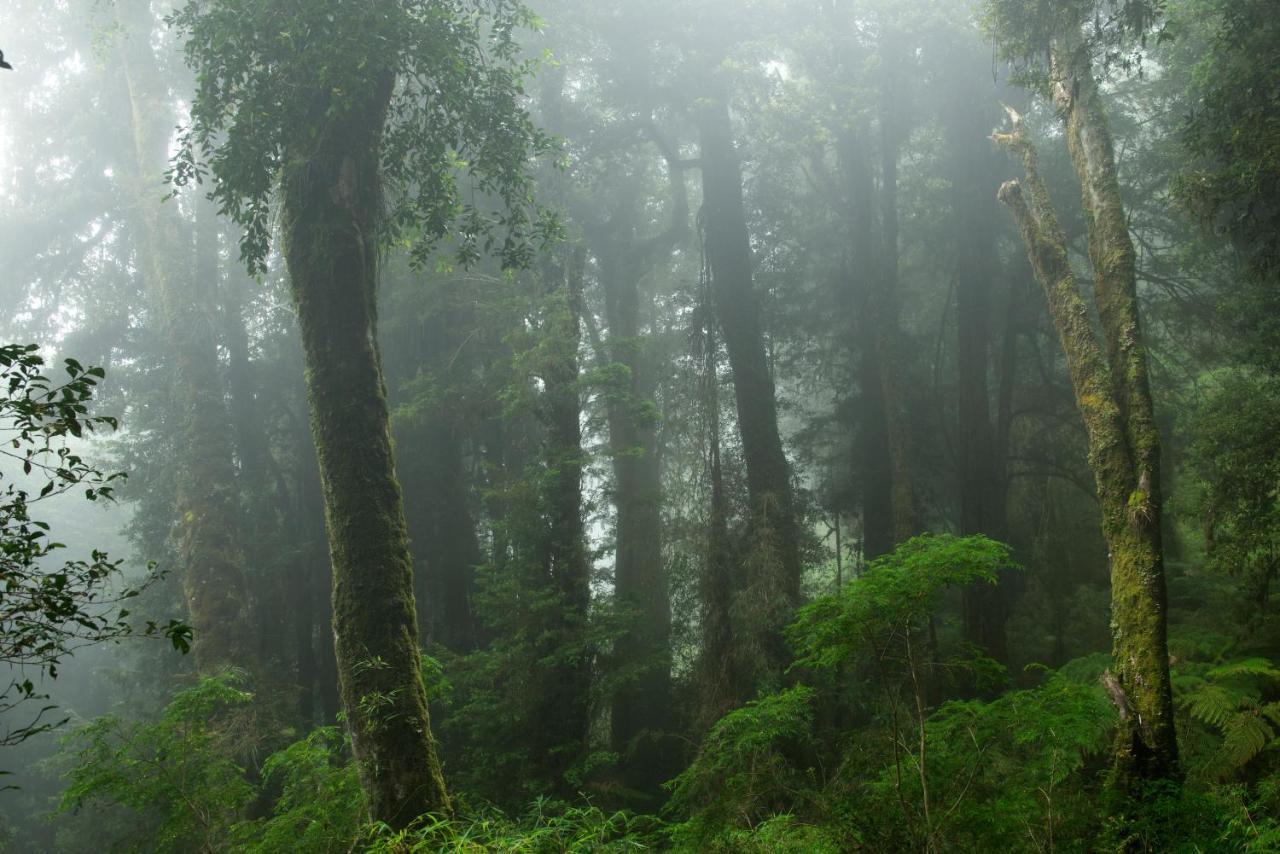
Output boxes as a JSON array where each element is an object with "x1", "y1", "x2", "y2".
[
  {"x1": 522, "y1": 241, "x2": 591, "y2": 793},
  {"x1": 875, "y1": 39, "x2": 918, "y2": 546},
  {"x1": 838, "y1": 130, "x2": 904, "y2": 559},
  {"x1": 281, "y1": 68, "x2": 449, "y2": 825},
  {"x1": 697, "y1": 92, "x2": 801, "y2": 693},
  {"x1": 115, "y1": 0, "x2": 253, "y2": 676},
  {"x1": 532, "y1": 81, "x2": 593, "y2": 780},
  {"x1": 411, "y1": 420, "x2": 484, "y2": 653},
  {"x1": 996, "y1": 105, "x2": 1178, "y2": 789},
  {"x1": 943, "y1": 66, "x2": 1009, "y2": 665},
  {"x1": 390, "y1": 287, "x2": 485, "y2": 655},
  {"x1": 697, "y1": 294, "x2": 737, "y2": 728},
  {"x1": 599, "y1": 250, "x2": 673, "y2": 786},
  {"x1": 1048, "y1": 38, "x2": 1177, "y2": 788},
  {"x1": 592, "y1": 160, "x2": 685, "y2": 790}
]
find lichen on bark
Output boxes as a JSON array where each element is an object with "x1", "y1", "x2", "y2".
[{"x1": 995, "y1": 105, "x2": 1178, "y2": 792}]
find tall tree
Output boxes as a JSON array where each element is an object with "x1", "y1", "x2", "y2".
[
  {"x1": 585, "y1": 143, "x2": 688, "y2": 791},
  {"x1": 937, "y1": 40, "x2": 1012, "y2": 664},
  {"x1": 532, "y1": 244, "x2": 593, "y2": 792},
  {"x1": 988, "y1": 0, "x2": 1178, "y2": 795},
  {"x1": 172, "y1": 0, "x2": 550, "y2": 826},
  {"x1": 113, "y1": 0, "x2": 254, "y2": 675},
  {"x1": 697, "y1": 87, "x2": 802, "y2": 694},
  {"x1": 994, "y1": 106, "x2": 1178, "y2": 791}
]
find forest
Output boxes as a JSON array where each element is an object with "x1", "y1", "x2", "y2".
[{"x1": 0, "y1": 0, "x2": 1277, "y2": 850}]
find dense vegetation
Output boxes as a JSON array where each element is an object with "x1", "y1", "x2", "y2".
[{"x1": 0, "y1": 0, "x2": 1277, "y2": 850}]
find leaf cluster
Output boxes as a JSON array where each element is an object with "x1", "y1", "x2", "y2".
[
  {"x1": 169, "y1": 0, "x2": 558, "y2": 275},
  {"x1": 0, "y1": 344, "x2": 189, "y2": 749},
  {"x1": 58, "y1": 674, "x2": 256, "y2": 854},
  {"x1": 787, "y1": 533, "x2": 1016, "y2": 674}
]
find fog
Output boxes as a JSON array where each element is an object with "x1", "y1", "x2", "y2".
[{"x1": 0, "y1": 0, "x2": 1276, "y2": 850}]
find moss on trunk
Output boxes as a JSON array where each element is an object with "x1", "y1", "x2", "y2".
[
  {"x1": 281, "y1": 69, "x2": 449, "y2": 826},
  {"x1": 1050, "y1": 36, "x2": 1177, "y2": 788},
  {"x1": 996, "y1": 107, "x2": 1178, "y2": 791}
]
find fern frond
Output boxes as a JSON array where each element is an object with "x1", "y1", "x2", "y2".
[
  {"x1": 1207, "y1": 657, "x2": 1280, "y2": 681},
  {"x1": 1183, "y1": 683, "x2": 1248, "y2": 729},
  {"x1": 1212, "y1": 712, "x2": 1276, "y2": 776}
]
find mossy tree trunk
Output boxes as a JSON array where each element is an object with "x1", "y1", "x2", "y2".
[
  {"x1": 697, "y1": 91, "x2": 802, "y2": 694},
  {"x1": 115, "y1": 0, "x2": 254, "y2": 676},
  {"x1": 1049, "y1": 36, "x2": 1177, "y2": 789},
  {"x1": 996, "y1": 105, "x2": 1178, "y2": 790},
  {"x1": 280, "y1": 67, "x2": 449, "y2": 825}
]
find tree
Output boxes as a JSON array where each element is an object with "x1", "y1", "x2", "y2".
[
  {"x1": 0, "y1": 344, "x2": 188, "y2": 748},
  {"x1": 1173, "y1": 0, "x2": 1280, "y2": 373},
  {"x1": 697, "y1": 83, "x2": 803, "y2": 696},
  {"x1": 171, "y1": 0, "x2": 552, "y2": 826},
  {"x1": 987, "y1": 0, "x2": 1179, "y2": 795},
  {"x1": 113, "y1": 0, "x2": 255, "y2": 677},
  {"x1": 993, "y1": 106, "x2": 1178, "y2": 792},
  {"x1": 936, "y1": 35, "x2": 1015, "y2": 666}
]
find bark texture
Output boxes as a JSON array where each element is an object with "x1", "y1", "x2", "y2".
[
  {"x1": 281, "y1": 67, "x2": 449, "y2": 825},
  {"x1": 1049, "y1": 39, "x2": 1177, "y2": 788},
  {"x1": 995, "y1": 105, "x2": 1177, "y2": 788}
]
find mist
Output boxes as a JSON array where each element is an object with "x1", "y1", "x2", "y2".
[{"x1": 0, "y1": 0, "x2": 1277, "y2": 850}]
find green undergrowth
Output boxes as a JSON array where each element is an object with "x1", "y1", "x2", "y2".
[{"x1": 44, "y1": 537, "x2": 1280, "y2": 853}]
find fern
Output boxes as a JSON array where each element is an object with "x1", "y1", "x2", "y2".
[
  {"x1": 1218, "y1": 714, "x2": 1276, "y2": 773},
  {"x1": 1177, "y1": 653, "x2": 1280, "y2": 779},
  {"x1": 1183, "y1": 682, "x2": 1242, "y2": 730}
]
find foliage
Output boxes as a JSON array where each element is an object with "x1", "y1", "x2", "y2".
[
  {"x1": 788, "y1": 533, "x2": 1015, "y2": 681},
  {"x1": 1172, "y1": 0, "x2": 1280, "y2": 371},
  {"x1": 664, "y1": 686, "x2": 819, "y2": 848},
  {"x1": 57, "y1": 674, "x2": 256, "y2": 853},
  {"x1": 983, "y1": 0, "x2": 1170, "y2": 82},
  {"x1": 168, "y1": 0, "x2": 557, "y2": 273},
  {"x1": 887, "y1": 667, "x2": 1116, "y2": 849},
  {"x1": 362, "y1": 798, "x2": 663, "y2": 852},
  {"x1": 1185, "y1": 373, "x2": 1280, "y2": 605},
  {"x1": 698, "y1": 813, "x2": 844, "y2": 854},
  {"x1": 0, "y1": 344, "x2": 189, "y2": 748},
  {"x1": 427, "y1": 560, "x2": 614, "y2": 805},
  {"x1": 1176, "y1": 656, "x2": 1280, "y2": 779},
  {"x1": 232, "y1": 727, "x2": 366, "y2": 853}
]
